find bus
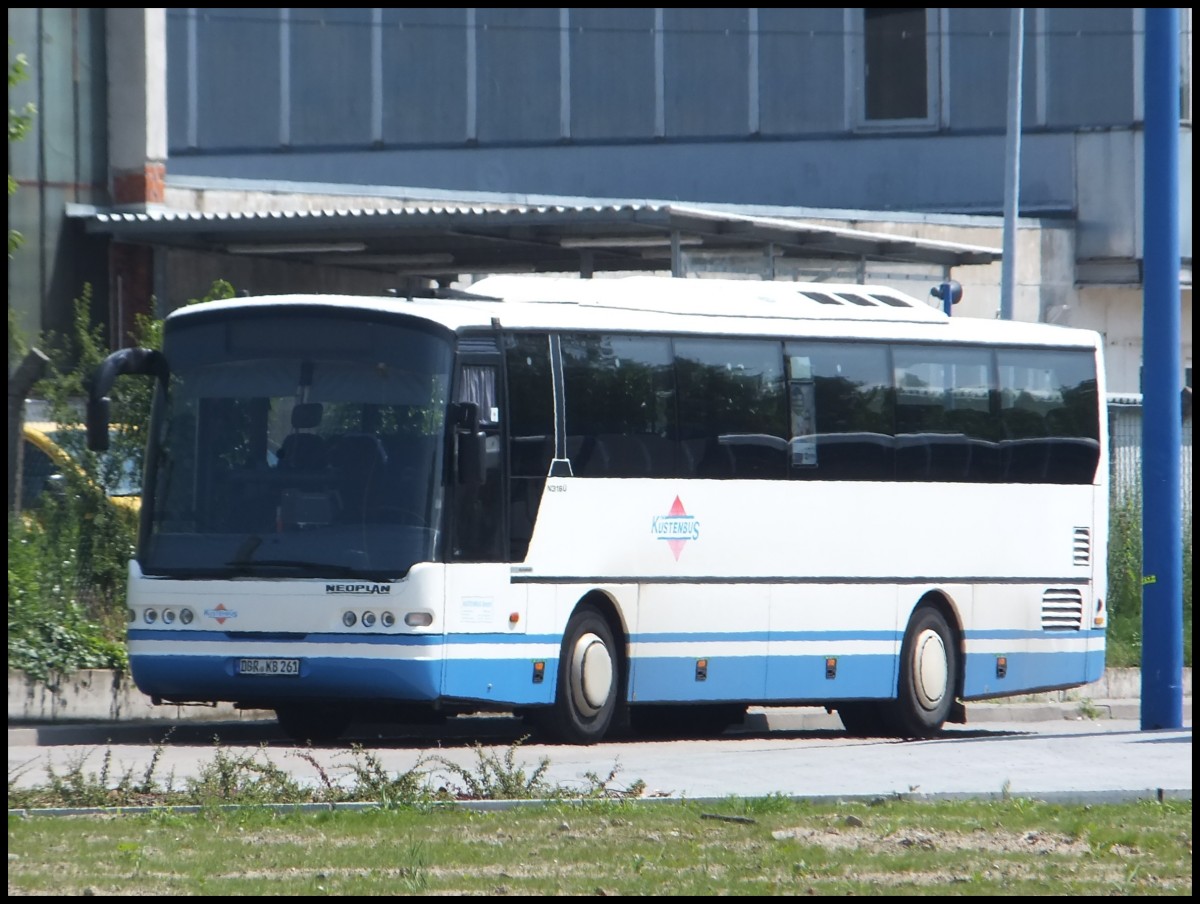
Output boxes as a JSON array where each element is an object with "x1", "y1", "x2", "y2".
[{"x1": 86, "y1": 275, "x2": 1108, "y2": 744}]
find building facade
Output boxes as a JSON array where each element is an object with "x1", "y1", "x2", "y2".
[{"x1": 7, "y1": 8, "x2": 1193, "y2": 394}]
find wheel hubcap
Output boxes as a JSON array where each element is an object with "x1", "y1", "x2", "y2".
[
  {"x1": 571, "y1": 632, "x2": 613, "y2": 716},
  {"x1": 913, "y1": 628, "x2": 948, "y2": 711}
]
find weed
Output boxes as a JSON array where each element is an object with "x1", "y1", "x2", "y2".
[
  {"x1": 8, "y1": 736, "x2": 644, "y2": 811},
  {"x1": 428, "y1": 735, "x2": 554, "y2": 800},
  {"x1": 1076, "y1": 699, "x2": 1104, "y2": 720}
]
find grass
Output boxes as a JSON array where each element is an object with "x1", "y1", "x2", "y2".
[
  {"x1": 7, "y1": 736, "x2": 1192, "y2": 895},
  {"x1": 7, "y1": 794, "x2": 1191, "y2": 895}
]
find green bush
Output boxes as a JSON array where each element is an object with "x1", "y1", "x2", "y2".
[
  {"x1": 8, "y1": 281, "x2": 233, "y2": 684},
  {"x1": 1106, "y1": 491, "x2": 1192, "y2": 669},
  {"x1": 8, "y1": 507, "x2": 130, "y2": 684}
]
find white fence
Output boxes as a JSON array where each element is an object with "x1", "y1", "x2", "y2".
[{"x1": 1109, "y1": 396, "x2": 1193, "y2": 522}]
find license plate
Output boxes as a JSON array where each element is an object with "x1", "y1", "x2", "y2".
[{"x1": 238, "y1": 658, "x2": 300, "y2": 676}]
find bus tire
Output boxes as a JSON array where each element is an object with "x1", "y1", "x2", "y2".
[
  {"x1": 882, "y1": 606, "x2": 957, "y2": 737},
  {"x1": 275, "y1": 705, "x2": 352, "y2": 744},
  {"x1": 545, "y1": 606, "x2": 620, "y2": 745}
]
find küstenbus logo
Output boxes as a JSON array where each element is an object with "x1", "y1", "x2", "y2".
[{"x1": 652, "y1": 495, "x2": 700, "y2": 561}]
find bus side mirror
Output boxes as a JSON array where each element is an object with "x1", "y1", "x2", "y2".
[
  {"x1": 86, "y1": 397, "x2": 112, "y2": 452},
  {"x1": 85, "y1": 347, "x2": 169, "y2": 451}
]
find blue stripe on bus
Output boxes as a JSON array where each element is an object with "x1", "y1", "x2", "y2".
[
  {"x1": 962, "y1": 649, "x2": 1106, "y2": 699},
  {"x1": 131, "y1": 655, "x2": 445, "y2": 702},
  {"x1": 628, "y1": 653, "x2": 900, "y2": 702},
  {"x1": 127, "y1": 631, "x2": 1107, "y2": 708}
]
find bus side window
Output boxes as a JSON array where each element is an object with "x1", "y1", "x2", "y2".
[
  {"x1": 562, "y1": 333, "x2": 676, "y2": 478},
  {"x1": 675, "y1": 338, "x2": 786, "y2": 479},
  {"x1": 505, "y1": 333, "x2": 554, "y2": 560},
  {"x1": 893, "y1": 345, "x2": 994, "y2": 483},
  {"x1": 1000, "y1": 349, "x2": 1100, "y2": 485},
  {"x1": 451, "y1": 364, "x2": 504, "y2": 561},
  {"x1": 785, "y1": 341, "x2": 893, "y2": 481}
]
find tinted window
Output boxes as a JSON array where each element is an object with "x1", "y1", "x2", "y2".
[
  {"x1": 894, "y1": 345, "x2": 1000, "y2": 482},
  {"x1": 675, "y1": 338, "x2": 786, "y2": 479},
  {"x1": 998, "y1": 348, "x2": 1099, "y2": 484},
  {"x1": 785, "y1": 341, "x2": 893, "y2": 480},
  {"x1": 562, "y1": 334, "x2": 675, "y2": 478},
  {"x1": 505, "y1": 333, "x2": 554, "y2": 560},
  {"x1": 505, "y1": 333, "x2": 554, "y2": 478}
]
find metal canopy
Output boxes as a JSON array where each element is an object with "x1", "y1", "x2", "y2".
[{"x1": 69, "y1": 200, "x2": 1001, "y2": 279}]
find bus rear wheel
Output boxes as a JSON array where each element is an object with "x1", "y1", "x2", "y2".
[
  {"x1": 880, "y1": 606, "x2": 957, "y2": 737},
  {"x1": 541, "y1": 606, "x2": 620, "y2": 745},
  {"x1": 275, "y1": 705, "x2": 352, "y2": 744}
]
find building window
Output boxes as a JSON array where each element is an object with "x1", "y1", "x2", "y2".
[{"x1": 851, "y1": 8, "x2": 940, "y2": 130}]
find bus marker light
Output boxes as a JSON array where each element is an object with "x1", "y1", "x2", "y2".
[
  {"x1": 695, "y1": 659, "x2": 708, "y2": 681},
  {"x1": 1093, "y1": 598, "x2": 1106, "y2": 627},
  {"x1": 825, "y1": 657, "x2": 837, "y2": 679},
  {"x1": 996, "y1": 656, "x2": 1008, "y2": 679},
  {"x1": 405, "y1": 611, "x2": 433, "y2": 627},
  {"x1": 532, "y1": 661, "x2": 545, "y2": 683},
  {"x1": 509, "y1": 612, "x2": 520, "y2": 624}
]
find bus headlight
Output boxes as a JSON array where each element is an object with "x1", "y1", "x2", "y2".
[
  {"x1": 180, "y1": 608, "x2": 194, "y2": 625},
  {"x1": 163, "y1": 609, "x2": 176, "y2": 625},
  {"x1": 381, "y1": 611, "x2": 396, "y2": 628},
  {"x1": 362, "y1": 611, "x2": 376, "y2": 628},
  {"x1": 127, "y1": 609, "x2": 136, "y2": 623},
  {"x1": 342, "y1": 611, "x2": 357, "y2": 627},
  {"x1": 144, "y1": 609, "x2": 158, "y2": 624}
]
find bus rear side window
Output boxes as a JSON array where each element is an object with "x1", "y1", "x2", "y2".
[{"x1": 785, "y1": 341, "x2": 893, "y2": 481}]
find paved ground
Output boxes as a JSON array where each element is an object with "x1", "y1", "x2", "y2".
[{"x1": 8, "y1": 669, "x2": 1191, "y2": 807}]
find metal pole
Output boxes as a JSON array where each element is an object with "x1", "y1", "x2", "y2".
[
  {"x1": 999, "y1": 8, "x2": 1024, "y2": 320},
  {"x1": 1139, "y1": 8, "x2": 1183, "y2": 731}
]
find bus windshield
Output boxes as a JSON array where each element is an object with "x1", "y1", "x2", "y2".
[{"x1": 141, "y1": 309, "x2": 453, "y2": 579}]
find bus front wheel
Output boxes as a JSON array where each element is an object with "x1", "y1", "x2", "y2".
[
  {"x1": 543, "y1": 606, "x2": 620, "y2": 745},
  {"x1": 881, "y1": 606, "x2": 957, "y2": 737}
]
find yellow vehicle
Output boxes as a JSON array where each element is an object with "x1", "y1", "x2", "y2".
[{"x1": 20, "y1": 421, "x2": 141, "y2": 514}]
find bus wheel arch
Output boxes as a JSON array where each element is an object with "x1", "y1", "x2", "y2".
[
  {"x1": 543, "y1": 592, "x2": 627, "y2": 744},
  {"x1": 886, "y1": 592, "x2": 963, "y2": 737}
]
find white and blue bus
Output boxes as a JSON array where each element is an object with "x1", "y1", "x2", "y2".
[{"x1": 87, "y1": 275, "x2": 1108, "y2": 744}]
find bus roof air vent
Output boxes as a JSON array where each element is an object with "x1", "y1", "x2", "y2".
[{"x1": 801, "y1": 292, "x2": 844, "y2": 306}]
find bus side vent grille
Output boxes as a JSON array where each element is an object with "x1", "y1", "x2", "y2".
[
  {"x1": 1073, "y1": 527, "x2": 1091, "y2": 565},
  {"x1": 1041, "y1": 589, "x2": 1084, "y2": 631}
]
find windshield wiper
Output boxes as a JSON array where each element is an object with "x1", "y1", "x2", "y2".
[{"x1": 230, "y1": 534, "x2": 263, "y2": 564}]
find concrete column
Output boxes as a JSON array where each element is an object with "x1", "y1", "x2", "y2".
[
  {"x1": 107, "y1": 8, "x2": 167, "y2": 206},
  {"x1": 106, "y1": 9, "x2": 167, "y2": 346}
]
